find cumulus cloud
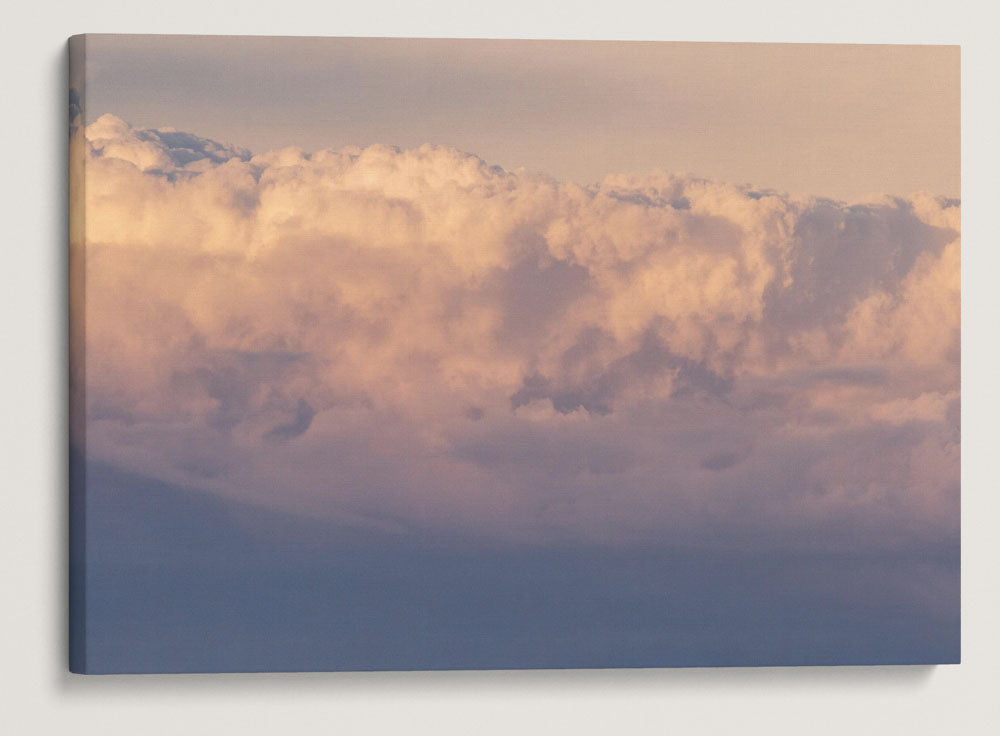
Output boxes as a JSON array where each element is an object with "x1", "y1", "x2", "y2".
[{"x1": 72, "y1": 114, "x2": 960, "y2": 551}]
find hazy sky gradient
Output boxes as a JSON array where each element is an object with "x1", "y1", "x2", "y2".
[
  {"x1": 83, "y1": 35, "x2": 959, "y2": 201},
  {"x1": 77, "y1": 455, "x2": 959, "y2": 673}
]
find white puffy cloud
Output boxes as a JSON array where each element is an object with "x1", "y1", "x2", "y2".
[{"x1": 73, "y1": 115, "x2": 960, "y2": 550}]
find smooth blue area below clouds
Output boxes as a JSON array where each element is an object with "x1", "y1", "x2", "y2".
[{"x1": 72, "y1": 456, "x2": 959, "y2": 673}]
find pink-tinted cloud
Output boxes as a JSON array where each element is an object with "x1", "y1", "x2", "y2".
[{"x1": 74, "y1": 115, "x2": 960, "y2": 550}]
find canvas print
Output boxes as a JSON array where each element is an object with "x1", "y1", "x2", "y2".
[{"x1": 68, "y1": 35, "x2": 960, "y2": 673}]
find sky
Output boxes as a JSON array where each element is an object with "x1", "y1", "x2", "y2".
[
  {"x1": 70, "y1": 35, "x2": 960, "y2": 672},
  {"x1": 80, "y1": 35, "x2": 959, "y2": 202}
]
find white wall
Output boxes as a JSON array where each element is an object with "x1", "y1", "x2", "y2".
[{"x1": 2, "y1": 1, "x2": 997, "y2": 733}]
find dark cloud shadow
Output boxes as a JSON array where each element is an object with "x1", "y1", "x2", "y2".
[{"x1": 66, "y1": 459, "x2": 958, "y2": 676}]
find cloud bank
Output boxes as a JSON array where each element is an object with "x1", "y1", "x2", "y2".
[{"x1": 74, "y1": 114, "x2": 960, "y2": 551}]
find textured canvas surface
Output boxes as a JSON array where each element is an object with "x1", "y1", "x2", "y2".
[{"x1": 69, "y1": 35, "x2": 960, "y2": 673}]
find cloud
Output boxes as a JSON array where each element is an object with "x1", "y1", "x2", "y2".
[
  {"x1": 73, "y1": 115, "x2": 960, "y2": 551},
  {"x1": 86, "y1": 113, "x2": 251, "y2": 172}
]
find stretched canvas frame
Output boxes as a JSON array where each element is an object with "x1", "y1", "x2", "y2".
[{"x1": 68, "y1": 35, "x2": 960, "y2": 673}]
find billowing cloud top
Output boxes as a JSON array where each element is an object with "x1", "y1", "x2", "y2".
[{"x1": 74, "y1": 114, "x2": 960, "y2": 551}]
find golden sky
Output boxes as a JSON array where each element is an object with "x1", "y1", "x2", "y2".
[{"x1": 82, "y1": 36, "x2": 959, "y2": 201}]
